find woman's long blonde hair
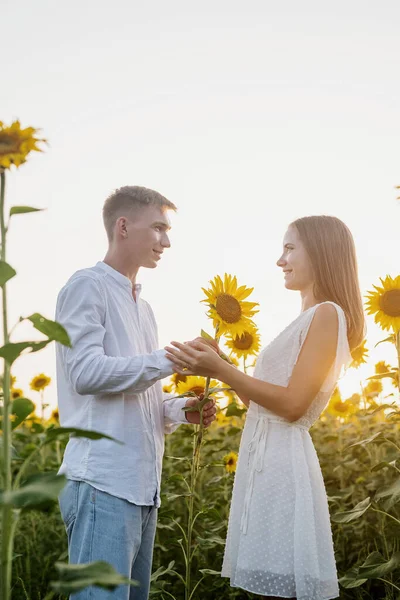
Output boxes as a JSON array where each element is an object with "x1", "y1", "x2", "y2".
[{"x1": 291, "y1": 215, "x2": 365, "y2": 350}]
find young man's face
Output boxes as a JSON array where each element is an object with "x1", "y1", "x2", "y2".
[{"x1": 121, "y1": 205, "x2": 172, "y2": 269}]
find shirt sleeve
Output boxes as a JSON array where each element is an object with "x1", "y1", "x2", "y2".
[
  {"x1": 163, "y1": 395, "x2": 188, "y2": 434},
  {"x1": 56, "y1": 275, "x2": 174, "y2": 395}
]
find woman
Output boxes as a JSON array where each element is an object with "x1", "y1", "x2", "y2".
[{"x1": 165, "y1": 215, "x2": 365, "y2": 600}]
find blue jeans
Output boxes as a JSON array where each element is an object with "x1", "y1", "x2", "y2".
[{"x1": 59, "y1": 480, "x2": 158, "y2": 600}]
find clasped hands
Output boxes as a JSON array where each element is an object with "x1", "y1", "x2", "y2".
[{"x1": 166, "y1": 336, "x2": 226, "y2": 428}]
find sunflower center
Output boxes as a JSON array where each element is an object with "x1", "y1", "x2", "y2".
[
  {"x1": 215, "y1": 294, "x2": 242, "y2": 323},
  {"x1": 34, "y1": 378, "x2": 47, "y2": 388},
  {"x1": 233, "y1": 332, "x2": 253, "y2": 350},
  {"x1": 334, "y1": 401, "x2": 348, "y2": 413},
  {"x1": 227, "y1": 458, "x2": 235, "y2": 465},
  {"x1": 379, "y1": 289, "x2": 400, "y2": 317},
  {"x1": 190, "y1": 386, "x2": 205, "y2": 396},
  {"x1": 0, "y1": 133, "x2": 21, "y2": 155}
]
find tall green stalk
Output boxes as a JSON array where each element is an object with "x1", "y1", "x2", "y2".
[
  {"x1": 185, "y1": 375, "x2": 209, "y2": 600},
  {"x1": 0, "y1": 169, "x2": 14, "y2": 600}
]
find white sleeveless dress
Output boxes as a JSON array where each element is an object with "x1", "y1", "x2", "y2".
[{"x1": 221, "y1": 302, "x2": 352, "y2": 600}]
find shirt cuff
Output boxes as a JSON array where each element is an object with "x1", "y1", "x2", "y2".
[
  {"x1": 164, "y1": 396, "x2": 188, "y2": 424},
  {"x1": 154, "y1": 349, "x2": 175, "y2": 378}
]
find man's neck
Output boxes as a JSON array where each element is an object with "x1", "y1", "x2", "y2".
[{"x1": 103, "y1": 251, "x2": 139, "y2": 286}]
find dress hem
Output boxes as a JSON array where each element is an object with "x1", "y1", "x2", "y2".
[{"x1": 221, "y1": 574, "x2": 339, "y2": 600}]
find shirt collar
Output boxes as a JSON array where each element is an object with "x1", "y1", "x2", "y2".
[{"x1": 96, "y1": 261, "x2": 142, "y2": 296}]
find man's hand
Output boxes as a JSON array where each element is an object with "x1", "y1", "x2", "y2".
[{"x1": 184, "y1": 396, "x2": 216, "y2": 427}]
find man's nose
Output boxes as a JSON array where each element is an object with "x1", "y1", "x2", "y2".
[{"x1": 162, "y1": 233, "x2": 171, "y2": 248}]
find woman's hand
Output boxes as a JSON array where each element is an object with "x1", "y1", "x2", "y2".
[{"x1": 165, "y1": 340, "x2": 225, "y2": 378}]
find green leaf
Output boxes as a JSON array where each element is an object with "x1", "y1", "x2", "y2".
[
  {"x1": 27, "y1": 313, "x2": 71, "y2": 346},
  {"x1": 367, "y1": 372, "x2": 398, "y2": 381},
  {"x1": 358, "y1": 551, "x2": 400, "y2": 578},
  {"x1": 11, "y1": 397, "x2": 35, "y2": 430},
  {"x1": 0, "y1": 340, "x2": 50, "y2": 365},
  {"x1": 0, "y1": 261, "x2": 16, "y2": 286},
  {"x1": 375, "y1": 476, "x2": 400, "y2": 504},
  {"x1": 199, "y1": 568, "x2": 221, "y2": 576},
  {"x1": 375, "y1": 335, "x2": 396, "y2": 347},
  {"x1": 347, "y1": 432, "x2": 382, "y2": 448},
  {"x1": 45, "y1": 427, "x2": 123, "y2": 444},
  {"x1": 50, "y1": 561, "x2": 138, "y2": 594},
  {"x1": 150, "y1": 561, "x2": 175, "y2": 583},
  {"x1": 331, "y1": 497, "x2": 371, "y2": 523},
  {"x1": 338, "y1": 567, "x2": 368, "y2": 589},
  {"x1": 0, "y1": 472, "x2": 66, "y2": 510},
  {"x1": 225, "y1": 402, "x2": 246, "y2": 417},
  {"x1": 9, "y1": 206, "x2": 44, "y2": 217}
]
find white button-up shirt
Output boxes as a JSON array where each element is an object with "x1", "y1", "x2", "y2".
[{"x1": 55, "y1": 261, "x2": 187, "y2": 507}]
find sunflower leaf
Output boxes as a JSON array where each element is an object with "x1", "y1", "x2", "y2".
[
  {"x1": 358, "y1": 551, "x2": 400, "y2": 578},
  {"x1": 375, "y1": 335, "x2": 396, "y2": 347},
  {"x1": 50, "y1": 561, "x2": 138, "y2": 594},
  {"x1": 0, "y1": 261, "x2": 17, "y2": 286},
  {"x1": 9, "y1": 206, "x2": 44, "y2": 217},
  {"x1": 26, "y1": 313, "x2": 71, "y2": 347},
  {"x1": 331, "y1": 497, "x2": 371, "y2": 523},
  {"x1": 45, "y1": 427, "x2": 123, "y2": 444},
  {"x1": 200, "y1": 330, "x2": 234, "y2": 364},
  {"x1": 0, "y1": 472, "x2": 66, "y2": 510},
  {"x1": 367, "y1": 372, "x2": 397, "y2": 381},
  {"x1": 11, "y1": 397, "x2": 35, "y2": 430},
  {"x1": 347, "y1": 432, "x2": 382, "y2": 448},
  {"x1": 0, "y1": 340, "x2": 50, "y2": 365}
]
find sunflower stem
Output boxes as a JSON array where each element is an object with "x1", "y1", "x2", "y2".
[{"x1": 0, "y1": 169, "x2": 14, "y2": 600}]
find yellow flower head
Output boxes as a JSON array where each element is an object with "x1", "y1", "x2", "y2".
[
  {"x1": 10, "y1": 374, "x2": 16, "y2": 387},
  {"x1": 365, "y1": 275, "x2": 400, "y2": 333},
  {"x1": 224, "y1": 451, "x2": 238, "y2": 473},
  {"x1": 375, "y1": 360, "x2": 392, "y2": 374},
  {"x1": 171, "y1": 372, "x2": 187, "y2": 389},
  {"x1": 225, "y1": 323, "x2": 261, "y2": 360},
  {"x1": 0, "y1": 120, "x2": 46, "y2": 169},
  {"x1": 30, "y1": 373, "x2": 51, "y2": 392},
  {"x1": 11, "y1": 388, "x2": 24, "y2": 400},
  {"x1": 350, "y1": 339, "x2": 368, "y2": 369},
  {"x1": 202, "y1": 274, "x2": 259, "y2": 337},
  {"x1": 364, "y1": 379, "x2": 383, "y2": 397},
  {"x1": 162, "y1": 383, "x2": 174, "y2": 394},
  {"x1": 176, "y1": 376, "x2": 219, "y2": 398},
  {"x1": 48, "y1": 408, "x2": 59, "y2": 424},
  {"x1": 326, "y1": 388, "x2": 354, "y2": 418}
]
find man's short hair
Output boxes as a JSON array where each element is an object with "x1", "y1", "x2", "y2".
[{"x1": 102, "y1": 186, "x2": 177, "y2": 242}]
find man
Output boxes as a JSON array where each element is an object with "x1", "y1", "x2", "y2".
[{"x1": 56, "y1": 186, "x2": 216, "y2": 599}]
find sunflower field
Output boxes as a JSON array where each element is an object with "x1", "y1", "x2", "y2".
[{"x1": 1, "y1": 120, "x2": 400, "y2": 600}]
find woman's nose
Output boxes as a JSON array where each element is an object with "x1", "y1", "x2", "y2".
[{"x1": 276, "y1": 255, "x2": 286, "y2": 267}]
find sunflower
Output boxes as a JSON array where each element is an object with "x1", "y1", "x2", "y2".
[
  {"x1": 0, "y1": 120, "x2": 46, "y2": 169},
  {"x1": 202, "y1": 274, "x2": 259, "y2": 337},
  {"x1": 11, "y1": 388, "x2": 24, "y2": 400},
  {"x1": 176, "y1": 376, "x2": 219, "y2": 398},
  {"x1": 350, "y1": 339, "x2": 368, "y2": 369},
  {"x1": 162, "y1": 383, "x2": 174, "y2": 394},
  {"x1": 225, "y1": 323, "x2": 261, "y2": 360},
  {"x1": 365, "y1": 275, "x2": 400, "y2": 332},
  {"x1": 30, "y1": 373, "x2": 51, "y2": 392},
  {"x1": 171, "y1": 372, "x2": 187, "y2": 389},
  {"x1": 10, "y1": 374, "x2": 16, "y2": 387},
  {"x1": 326, "y1": 388, "x2": 354, "y2": 418},
  {"x1": 364, "y1": 379, "x2": 383, "y2": 397},
  {"x1": 375, "y1": 360, "x2": 392, "y2": 374},
  {"x1": 223, "y1": 451, "x2": 238, "y2": 474},
  {"x1": 47, "y1": 408, "x2": 60, "y2": 425}
]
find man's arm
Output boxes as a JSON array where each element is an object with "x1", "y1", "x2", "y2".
[{"x1": 56, "y1": 276, "x2": 173, "y2": 396}]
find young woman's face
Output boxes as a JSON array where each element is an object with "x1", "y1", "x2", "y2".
[{"x1": 276, "y1": 226, "x2": 314, "y2": 291}]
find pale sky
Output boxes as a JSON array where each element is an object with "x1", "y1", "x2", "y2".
[{"x1": 3, "y1": 0, "x2": 400, "y2": 412}]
